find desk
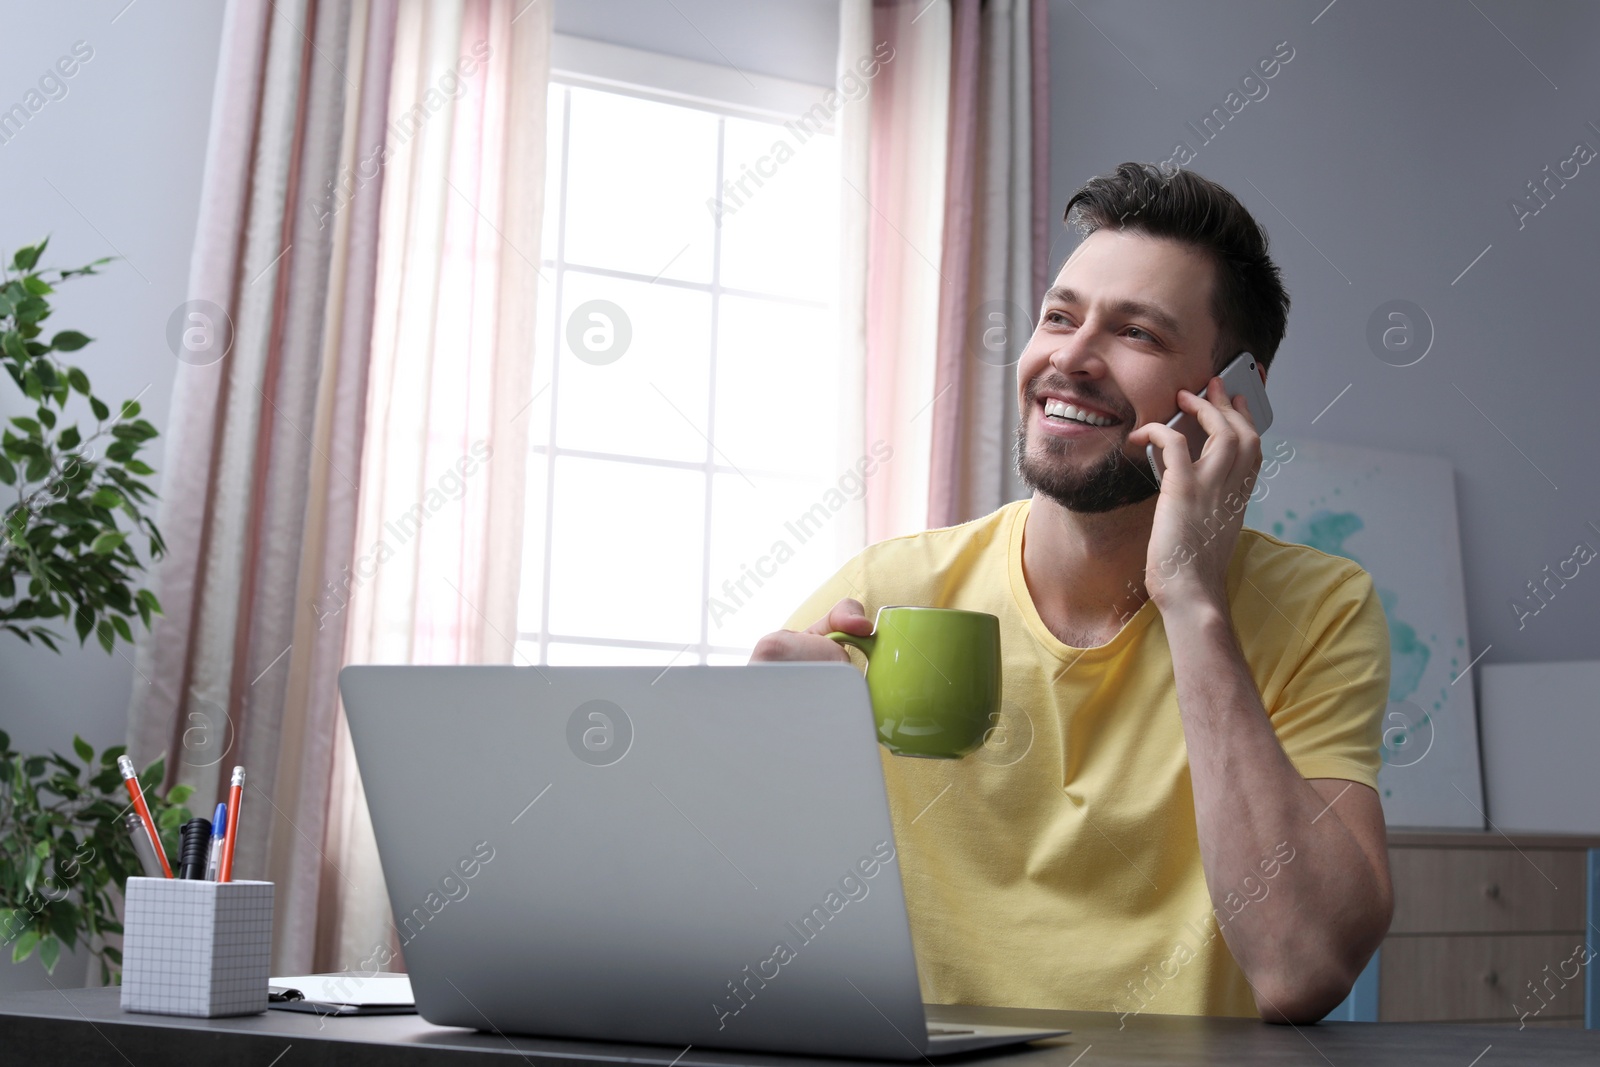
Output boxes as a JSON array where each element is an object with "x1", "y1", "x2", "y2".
[{"x1": 3, "y1": 989, "x2": 1599, "y2": 1066}]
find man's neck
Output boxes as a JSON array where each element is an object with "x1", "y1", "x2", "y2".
[{"x1": 1020, "y1": 491, "x2": 1156, "y2": 645}]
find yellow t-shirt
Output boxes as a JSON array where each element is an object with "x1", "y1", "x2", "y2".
[{"x1": 782, "y1": 497, "x2": 1389, "y2": 1019}]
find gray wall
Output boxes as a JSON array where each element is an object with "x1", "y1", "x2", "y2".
[
  {"x1": 1050, "y1": 0, "x2": 1600, "y2": 666},
  {"x1": 0, "y1": 2, "x2": 226, "y2": 757}
]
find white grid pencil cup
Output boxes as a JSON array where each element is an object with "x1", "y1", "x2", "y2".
[{"x1": 120, "y1": 877, "x2": 273, "y2": 1017}]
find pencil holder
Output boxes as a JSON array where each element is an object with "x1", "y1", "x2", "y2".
[{"x1": 120, "y1": 877, "x2": 273, "y2": 1017}]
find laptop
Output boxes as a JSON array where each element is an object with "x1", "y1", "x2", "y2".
[{"x1": 338, "y1": 663, "x2": 1068, "y2": 1060}]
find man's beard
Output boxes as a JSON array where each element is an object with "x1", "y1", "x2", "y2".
[{"x1": 1013, "y1": 410, "x2": 1158, "y2": 514}]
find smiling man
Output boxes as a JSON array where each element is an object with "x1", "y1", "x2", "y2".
[{"x1": 751, "y1": 163, "x2": 1393, "y2": 1024}]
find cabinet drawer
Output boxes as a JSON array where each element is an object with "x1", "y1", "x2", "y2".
[
  {"x1": 1380, "y1": 934, "x2": 1589, "y2": 1022},
  {"x1": 1388, "y1": 848, "x2": 1587, "y2": 933}
]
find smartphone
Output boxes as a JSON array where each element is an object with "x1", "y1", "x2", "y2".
[{"x1": 1146, "y1": 351, "x2": 1273, "y2": 484}]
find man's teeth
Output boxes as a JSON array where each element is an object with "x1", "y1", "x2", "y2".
[{"x1": 1043, "y1": 398, "x2": 1115, "y2": 427}]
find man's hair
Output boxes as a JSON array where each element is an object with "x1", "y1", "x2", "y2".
[{"x1": 1061, "y1": 162, "x2": 1290, "y2": 374}]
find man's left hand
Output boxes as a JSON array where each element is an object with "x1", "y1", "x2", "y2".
[{"x1": 1128, "y1": 375, "x2": 1263, "y2": 614}]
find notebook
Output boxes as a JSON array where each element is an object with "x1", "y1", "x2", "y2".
[{"x1": 267, "y1": 972, "x2": 415, "y2": 1016}]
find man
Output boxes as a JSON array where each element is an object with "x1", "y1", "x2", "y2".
[{"x1": 751, "y1": 162, "x2": 1392, "y2": 1025}]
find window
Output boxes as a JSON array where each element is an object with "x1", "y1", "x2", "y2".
[{"x1": 515, "y1": 52, "x2": 847, "y2": 668}]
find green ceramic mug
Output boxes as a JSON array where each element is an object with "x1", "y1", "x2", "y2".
[{"x1": 827, "y1": 606, "x2": 1002, "y2": 759}]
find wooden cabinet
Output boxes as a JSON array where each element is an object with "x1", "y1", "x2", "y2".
[{"x1": 1332, "y1": 831, "x2": 1600, "y2": 1027}]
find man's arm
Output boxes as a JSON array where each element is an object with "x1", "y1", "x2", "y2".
[
  {"x1": 1132, "y1": 377, "x2": 1392, "y2": 1022},
  {"x1": 1162, "y1": 597, "x2": 1392, "y2": 1022}
]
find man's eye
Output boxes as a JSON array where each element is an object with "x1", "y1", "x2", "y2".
[
  {"x1": 1045, "y1": 311, "x2": 1072, "y2": 326},
  {"x1": 1126, "y1": 327, "x2": 1155, "y2": 342}
]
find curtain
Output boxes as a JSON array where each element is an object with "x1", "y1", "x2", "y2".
[
  {"x1": 840, "y1": 0, "x2": 1047, "y2": 540},
  {"x1": 926, "y1": 0, "x2": 1049, "y2": 527},
  {"x1": 840, "y1": 0, "x2": 950, "y2": 546},
  {"x1": 317, "y1": 0, "x2": 551, "y2": 972},
  {"x1": 127, "y1": 0, "x2": 549, "y2": 976},
  {"x1": 125, "y1": 0, "x2": 399, "y2": 978}
]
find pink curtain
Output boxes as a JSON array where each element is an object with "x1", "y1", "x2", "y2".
[
  {"x1": 319, "y1": 0, "x2": 550, "y2": 972},
  {"x1": 126, "y1": 0, "x2": 399, "y2": 923},
  {"x1": 926, "y1": 0, "x2": 1050, "y2": 527},
  {"x1": 845, "y1": 0, "x2": 950, "y2": 545},
  {"x1": 841, "y1": 0, "x2": 1048, "y2": 540}
]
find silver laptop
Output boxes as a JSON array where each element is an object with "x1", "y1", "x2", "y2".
[{"x1": 339, "y1": 663, "x2": 1068, "y2": 1059}]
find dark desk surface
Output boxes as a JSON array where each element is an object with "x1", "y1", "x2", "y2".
[{"x1": 2, "y1": 988, "x2": 1596, "y2": 1067}]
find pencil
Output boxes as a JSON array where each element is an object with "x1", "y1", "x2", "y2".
[
  {"x1": 117, "y1": 756, "x2": 173, "y2": 878},
  {"x1": 219, "y1": 765, "x2": 245, "y2": 882}
]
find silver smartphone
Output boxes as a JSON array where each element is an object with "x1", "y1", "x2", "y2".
[{"x1": 1146, "y1": 351, "x2": 1273, "y2": 483}]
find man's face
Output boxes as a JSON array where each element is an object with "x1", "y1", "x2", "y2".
[{"x1": 1013, "y1": 229, "x2": 1222, "y2": 513}]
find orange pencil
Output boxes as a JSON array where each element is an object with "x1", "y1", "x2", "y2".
[
  {"x1": 117, "y1": 756, "x2": 173, "y2": 878},
  {"x1": 219, "y1": 765, "x2": 245, "y2": 882}
]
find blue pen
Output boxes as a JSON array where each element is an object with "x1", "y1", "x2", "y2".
[{"x1": 205, "y1": 802, "x2": 227, "y2": 880}]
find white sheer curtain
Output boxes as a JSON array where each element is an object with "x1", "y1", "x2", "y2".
[{"x1": 316, "y1": 0, "x2": 551, "y2": 971}]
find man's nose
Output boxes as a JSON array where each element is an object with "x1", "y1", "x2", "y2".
[{"x1": 1047, "y1": 321, "x2": 1107, "y2": 378}]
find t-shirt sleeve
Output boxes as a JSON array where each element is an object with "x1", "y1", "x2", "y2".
[{"x1": 1266, "y1": 568, "x2": 1390, "y2": 790}]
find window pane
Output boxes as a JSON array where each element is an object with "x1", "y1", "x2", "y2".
[
  {"x1": 546, "y1": 455, "x2": 705, "y2": 645},
  {"x1": 522, "y1": 266, "x2": 559, "y2": 455},
  {"x1": 515, "y1": 455, "x2": 550, "y2": 635},
  {"x1": 553, "y1": 270, "x2": 712, "y2": 464},
  {"x1": 714, "y1": 294, "x2": 838, "y2": 478},
  {"x1": 542, "y1": 87, "x2": 566, "y2": 265},
  {"x1": 547, "y1": 642, "x2": 691, "y2": 666},
  {"x1": 706, "y1": 471, "x2": 857, "y2": 650},
  {"x1": 562, "y1": 88, "x2": 717, "y2": 283},
  {"x1": 717, "y1": 115, "x2": 839, "y2": 301}
]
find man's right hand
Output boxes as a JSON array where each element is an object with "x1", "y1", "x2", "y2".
[{"x1": 748, "y1": 598, "x2": 873, "y2": 663}]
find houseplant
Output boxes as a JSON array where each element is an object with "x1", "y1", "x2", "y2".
[
  {"x1": 1, "y1": 237, "x2": 181, "y2": 982},
  {"x1": 0, "y1": 734, "x2": 191, "y2": 983}
]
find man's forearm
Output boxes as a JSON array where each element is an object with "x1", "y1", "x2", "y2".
[{"x1": 1162, "y1": 596, "x2": 1390, "y2": 1021}]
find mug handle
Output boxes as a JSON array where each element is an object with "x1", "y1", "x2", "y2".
[{"x1": 826, "y1": 631, "x2": 876, "y2": 657}]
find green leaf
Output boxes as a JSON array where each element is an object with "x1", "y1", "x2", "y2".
[
  {"x1": 37, "y1": 934, "x2": 60, "y2": 973},
  {"x1": 90, "y1": 488, "x2": 122, "y2": 509},
  {"x1": 49, "y1": 330, "x2": 91, "y2": 352},
  {"x1": 72, "y1": 735, "x2": 93, "y2": 763},
  {"x1": 66, "y1": 367, "x2": 90, "y2": 395},
  {"x1": 57, "y1": 426, "x2": 80, "y2": 451},
  {"x1": 89, "y1": 530, "x2": 126, "y2": 555},
  {"x1": 165, "y1": 783, "x2": 194, "y2": 805},
  {"x1": 96, "y1": 619, "x2": 114, "y2": 653},
  {"x1": 50, "y1": 903, "x2": 78, "y2": 950},
  {"x1": 12, "y1": 241, "x2": 44, "y2": 273},
  {"x1": 21, "y1": 275, "x2": 54, "y2": 296},
  {"x1": 89, "y1": 396, "x2": 109, "y2": 421},
  {"x1": 111, "y1": 615, "x2": 132, "y2": 642},
  {"x1": 11, "y1": 929, "x2": 40, "y2": 964},
  {"x1": 3, "y1": 332, "x2": 26, "y2": 362},
  {"x1": 0, "y1": 455, "x2": 14, "y2": 486}
]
